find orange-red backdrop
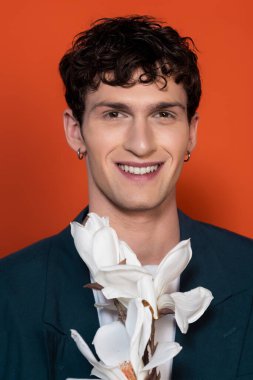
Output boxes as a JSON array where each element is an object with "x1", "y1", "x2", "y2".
[{"x1": 1, "y1": 0, "x2": 252, "y2": 257}]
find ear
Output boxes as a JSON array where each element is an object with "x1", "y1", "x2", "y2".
[
  {"x1": 187, "y1": 113, "x2": 199, "y2": 153},
  {"x1": 63, "y1": 109, "x2": 86, "y2": 154}
]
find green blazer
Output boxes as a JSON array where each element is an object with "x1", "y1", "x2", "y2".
[{"x1": 0, "y1": 209, "x2": 253, "y2": 380}]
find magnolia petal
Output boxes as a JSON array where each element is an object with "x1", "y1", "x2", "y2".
[
  {"x1": 139, "y1": 304, "x2": 153, "y2": 358},
  {"x1": 70, "y1": 329, "x2": 99, "y2": 366},
  {"x1": 70, "y1": 222, "x2": 97, "y2": 275},
  {"x1": 143, "y1": 342, "x2": 182, "y2": 371},
  {"x1": 71, "y1": 213, "x2": 110, "y2": 274},
  {"x1": 70, "y1": 330, "x2": 128, "y2": 380},
  {"x1": 95, "y1": 265, "x2": 152, "y2": 300},
  {"x1": 86, "y1": 213, "x2": 109, "y2": 231},
  {"x1": 125, "y1": 299, "x2": 142, "y2": 338},
  {"x1": 124, "y1": 299, "x2": 153, "y2": 376},
  {"x1": 171, "y1": 287, "x2": 213, "y2": 333},
  {"x1": 70, "y1": 221, "x2": 92, "y2": 250},
  {"x1": 93, "y1": 321, "x2": 130, "y2": 367},
  {"x1": 92, "y1": 227, "x2": 121, "y2": 267},
  {"x1": 92, "y1": 366, "x2": 127, "y2": 380},
  {"x1": 94, "y1": 301, "x2": 117, "y2": 311},
  {"x1": 157, "y1": 293, "x2": 175, "y2": 312},
  {"x1": 137, "y1": 276, "x2": 158, "y2": 319},
  {"x1": 119, "y1": 241, "x2": 142, "y2": 266},
  {"x1": 154, "y1": 314, "x2": 175, "y2": 344},
  {"x1": 154, "y1": 239, "x2": 192, "y2": 297},
  {"x1": 125, "y1": 299, "x2": 145, "y2": 374}
]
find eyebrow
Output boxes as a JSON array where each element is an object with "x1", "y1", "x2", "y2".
[
  {"x1": 90, "y1": 101, "x2": 186, "y2": 113},
  {"x1": 150, "y1": 102, "x2": 186, "y2": 112}
]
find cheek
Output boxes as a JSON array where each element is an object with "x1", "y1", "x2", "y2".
[
  {"x1": 85, "y1": 137, "x2": 114, "y2": 176},
  {"x1": 84, "y1": 129, "x2": 106, "y2": 158},
  {"x1": 84, "y1": 128, "x2": 123, "y2": 166},
  {"x1": 84, "y1": 122, "x2": 120, "y2": 148},
  {"x1": 159, "y1": 128, "x2": 189, "y2": 156},
  {"x1": 86, "y1": 148, "x2": 104, "y2": 173}
]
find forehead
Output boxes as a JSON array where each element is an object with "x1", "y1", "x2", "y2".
[{"x1": 85, "y1": 77, "x2": 187, "y2": 111}]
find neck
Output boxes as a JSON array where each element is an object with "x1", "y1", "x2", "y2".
[{"x1": 89, "y1": 197, "x2": 180, "y2": 265}]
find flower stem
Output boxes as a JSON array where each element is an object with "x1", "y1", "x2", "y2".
[
  {"x1": 143, "y1": 319, "x2": 161, "y2": 380},
  {"x1": 113, "y1": 299, "x2": 127, "y2": 323}
]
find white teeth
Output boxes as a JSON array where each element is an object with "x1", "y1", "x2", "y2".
[{"x1": 118, "y1": 164, "x2": 159, "y2": 175}]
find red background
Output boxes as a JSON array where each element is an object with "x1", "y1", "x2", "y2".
[{"x1": 1, "y1": 0, "x2": 252, "y2": 257}]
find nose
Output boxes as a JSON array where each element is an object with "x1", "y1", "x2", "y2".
[{"x1": 123, "y1": 117, "x2": 156, "y2": 157}]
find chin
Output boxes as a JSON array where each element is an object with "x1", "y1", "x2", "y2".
[{"x1": 111, "y1": 196, "x2": 168, "y2": 213}]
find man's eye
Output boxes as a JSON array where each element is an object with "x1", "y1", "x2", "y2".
[
  {"x1": 155, "y1": 111, "x2": 174, "y2": 118},
  {"x1": 104, "y1": 111, "x2": 122, "y2": 119}
]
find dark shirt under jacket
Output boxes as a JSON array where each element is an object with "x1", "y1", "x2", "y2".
[{"x1": 0, "y1": 209, "x2": 253, "y2": 380}]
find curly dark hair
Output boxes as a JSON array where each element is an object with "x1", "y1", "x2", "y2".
[{"x1": 59, "y1": 16, "x2": 201, "y2": 124}]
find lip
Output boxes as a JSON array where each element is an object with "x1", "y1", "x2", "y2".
[{"x1": 116, "y1": 161, "x2": 164, "y2": 181}]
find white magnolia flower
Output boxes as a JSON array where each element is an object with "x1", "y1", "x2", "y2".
[
  {"x1": 69, "y1": 213, "x2": 213, "y2": 380},
  {"x1": 158, "y1": 287, "x2": 214, "y2": 333},
  {"x1": 67, "y1": 299, "x2": 181, "y2": 380},
  {"x1": 94, "y1": 239, "x2": 192, "y2": 320},
  {"x1": 71, "y1": 213, "x2": 141, "y2": 277},
  {"x1": 72, "y1": 213, "x2": 213, "y2": 328}
]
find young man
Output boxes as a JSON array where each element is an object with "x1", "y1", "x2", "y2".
[{"x1": 1, "y1": 16, "x2": 253, "y2": 380}]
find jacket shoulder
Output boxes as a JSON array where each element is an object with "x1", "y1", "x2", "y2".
[
  {"x1": 1, "y1": 236, "x2": 52, "y2": 268},
  {"x1": 187, "y1": 215, "x2": 253, "y2": 290},
  {"x1": 0, "y1": 223, "x2": 71, "y2": 270},
  {"x1": 191, "y1": 217, "x2": 253, "y2": 253},
  {"x1": 0, "y1": 229, "x2": 70, "y2": 330}
]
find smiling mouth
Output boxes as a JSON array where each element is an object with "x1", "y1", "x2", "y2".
[{"x1": 117, "y1": 163, "x2": 163, "y2": 175}]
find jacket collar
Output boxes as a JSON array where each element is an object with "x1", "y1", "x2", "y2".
[{"x1": 178, "y1": 209, "x2": 232, "y2": 305}]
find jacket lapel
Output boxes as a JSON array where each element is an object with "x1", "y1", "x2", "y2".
[
  {"x1": 172, "y1": 211, "x2": 251, "y2": 379},
  {"x1": 42, "y1": 208, "x2": 99, "y2": 378}
]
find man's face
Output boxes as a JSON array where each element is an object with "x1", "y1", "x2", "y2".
[{"x1": 65, "y1": 76, "x2": 198, "y2": 212}]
